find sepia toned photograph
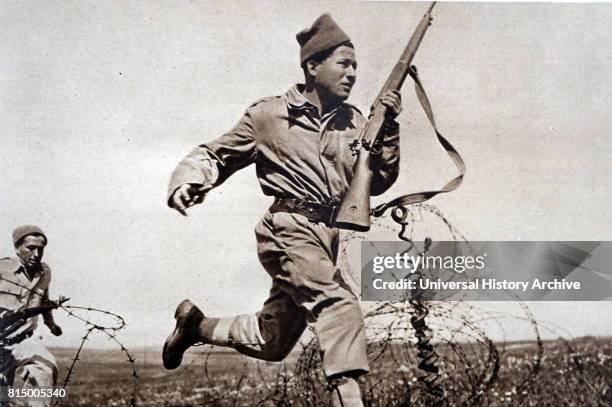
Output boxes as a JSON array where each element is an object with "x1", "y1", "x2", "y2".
[{"x1": 1, "y1": 1, "x2": 611, "y2": 406}]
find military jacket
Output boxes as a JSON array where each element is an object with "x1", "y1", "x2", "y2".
[
  {"x1": 0, "y1": 257, "x2": 53, "y2": 338},
  {"x1": 168, "y1": 85, "x2": 400, "y2": 205}
]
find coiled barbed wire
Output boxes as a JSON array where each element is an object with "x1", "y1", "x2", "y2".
[
  {"x1": 0, "y1": 276, "x2": 138, "y2": 406},
  {"x1": 391, "y1": 205, "x2": 446, "y2": 405},
  {"x1": 125, "y1": 204, "x2": 599, "y2": 407},
  {"x1": 4, "y1": 204, "x2": 609, "y2": 405}
]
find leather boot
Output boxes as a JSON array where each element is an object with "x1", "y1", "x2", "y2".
[{"x1": 162, "y1": 299, "x2": 204, "y2": 369}]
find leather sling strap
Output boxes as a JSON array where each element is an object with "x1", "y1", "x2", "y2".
[{"x1": 372, "y1": 66, "x2": 466, "y2": 218}]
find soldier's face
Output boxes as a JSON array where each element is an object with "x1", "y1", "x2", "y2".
[
  {"x1": 313, "y1": 45, "x2": 357, "y2": 103},
  {"x1": 16, "y1": 235, "x2": 46, "y2": 268}
]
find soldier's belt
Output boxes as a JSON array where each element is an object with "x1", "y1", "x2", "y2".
[{"x1": 270, "y1": 198, "x2": 339, "y2": 227}]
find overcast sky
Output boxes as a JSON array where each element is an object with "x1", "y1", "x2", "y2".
[{"x1": 1, "y1": 1, "x2": 611, "y2": 349}]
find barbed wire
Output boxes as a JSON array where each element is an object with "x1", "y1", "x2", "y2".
[
  {"x1": 55, "y1": 304, "x2": 139, "y2": 406},
  {"x1": 4, "y1": 203, "x2": 611, "y2": 405},
  {"x1": 133, "y1": 204, "x2": 609, "y2": 406},
  {"x1": 0, "y1": 275, "x2": 138, "y2": 406}
]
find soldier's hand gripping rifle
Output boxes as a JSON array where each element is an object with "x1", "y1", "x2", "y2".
[
  {"x1": 0, "y1": 296, "x2": 69, "y2": 345},
  {"x1": 334, "y1": 2, "x2": 437, "y2": 231}
]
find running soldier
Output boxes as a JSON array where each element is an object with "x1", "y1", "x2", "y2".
[{"x1": 163, "y1": 14, "x2": 402, "y2": 406}]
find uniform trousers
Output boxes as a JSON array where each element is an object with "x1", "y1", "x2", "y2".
[
  {"x1": 213, "y1": 210, "x2": 368, "y2": 378},
  {"x1": 1, "y1": 335, "x2": 58, "y2": 407}
]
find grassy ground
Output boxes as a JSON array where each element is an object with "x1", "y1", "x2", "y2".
[{"x1": 44, "y1": 337, "x2": 611, "y2": 406}]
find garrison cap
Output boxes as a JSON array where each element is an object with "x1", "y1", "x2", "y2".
[
  {"x1": 297, "y1": 14, "x2": 351, "y2": 65},
  {"x1": 12, "y1": 225, "x2": 47, "y2": 247}
]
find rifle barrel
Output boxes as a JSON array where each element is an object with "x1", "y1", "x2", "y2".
[
  {"x1": 374, "y1": 1, "x2": 436, "y2": 103},
  {"x1": 334, "y1": 2, "x2": 437, "y2": 231}
]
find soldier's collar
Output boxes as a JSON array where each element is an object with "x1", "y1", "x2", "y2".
[
  {"x1": 286, "y1": 84, "x2": 356, "y2": 119},
  {"x1": 8, "y1": 257, "x2": 23, "y2": 273},
  {"x1": 285, "y1": 84, "x2": 316, "y2": 111},
  {"x1": 13, "y1": 257, "x2": 43, "y2": 277}
]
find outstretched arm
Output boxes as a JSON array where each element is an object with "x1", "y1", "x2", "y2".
[{"x1": 168, "y1": 108, "x2": 258, "y2": 215}]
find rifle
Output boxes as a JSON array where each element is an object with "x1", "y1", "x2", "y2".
[
  {"x1": 0, "y1": 297, "x2": 69, "y2": 344},
  {"x1": 334, "y1": 2, "x2": 437, "y2": 231}
]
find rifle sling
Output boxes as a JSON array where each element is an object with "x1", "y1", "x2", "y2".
[{"x1": 371, "y1": 66, "x2": 465, "y2": 218}]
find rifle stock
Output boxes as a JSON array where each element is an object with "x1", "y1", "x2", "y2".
[{"x1": 334, "y1": 2, "x2": 436, "y2": 231}]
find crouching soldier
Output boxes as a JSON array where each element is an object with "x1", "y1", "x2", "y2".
[{"x1": 0, "y1": 226, "x2": 63, "y2": 406}]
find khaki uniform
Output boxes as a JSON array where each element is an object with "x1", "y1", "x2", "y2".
[
  {"x1": 169, "y1": 85, "x2": 399, "y2": 378},
  {"x1": 0, "y1": 257, "x2": 58, "y2": 393}
]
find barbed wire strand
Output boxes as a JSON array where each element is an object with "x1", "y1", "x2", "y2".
[{"x1": 0, "y1": 276, "x2": 139, "y2": 406}]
